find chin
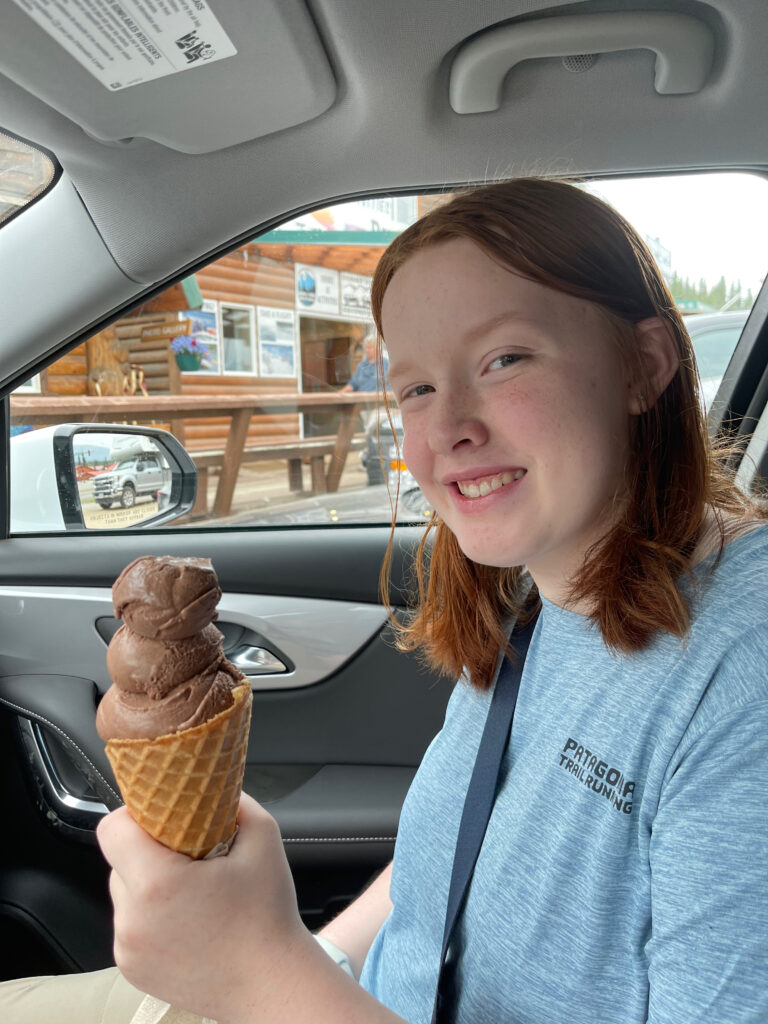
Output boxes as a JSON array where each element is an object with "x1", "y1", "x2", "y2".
[{"x1": 452, "y1": 534, "x2": 528, "y2": 570}]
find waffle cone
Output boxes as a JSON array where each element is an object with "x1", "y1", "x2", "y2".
[{"x1": 105, "y1": 682, "x2": 252, "y2": 859}]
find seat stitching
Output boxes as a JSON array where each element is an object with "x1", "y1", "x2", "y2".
[
  {"x1": 0, "y1": 695, "x2": 121, "y2": 804},
  {"x1": 283, "y1": 835, "x2": 396, "y2": 843}
]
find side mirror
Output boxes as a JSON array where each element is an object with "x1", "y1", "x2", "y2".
[{"x1": 10, "y1": 424, "x2": 197, "y2": 532}]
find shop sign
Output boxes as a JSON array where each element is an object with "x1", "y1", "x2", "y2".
[
  {"x1": 257, "y1": 307, "x2": 297, "y2": 378},
  {"x1": 340, "y1": 272, "x2": 372, "y2": 319},
  {"x1": 295, "y1": 263, "x2": 339, "y2": 315},
  {"x1": 141, "y1": 320, "x2": 192, "y2": 342}
]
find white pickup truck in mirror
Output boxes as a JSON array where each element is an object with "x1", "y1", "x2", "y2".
[{"x1": 10, "y1": 424, "x2": 197, "y2": 531}]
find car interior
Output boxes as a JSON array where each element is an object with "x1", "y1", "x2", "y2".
[{"x1": 1, "y1": 0, "x2": 767, "y2": 985}]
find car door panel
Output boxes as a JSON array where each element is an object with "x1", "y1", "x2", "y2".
[
  {"x1": 0, "y1": 587, "x2": 391, "y2": 691},
  {"x1": 0, "y1": 528, "x2": 420, "y2": 599},
  {"x1": 0, "y1": 707, "x2": 116, "y2": 977},
  {"x1": 0, "y1": 674, "x2": 119, "y2": 818},
  {"x1": 0, "y1": 525, "x2": 450, "y2": 977}
]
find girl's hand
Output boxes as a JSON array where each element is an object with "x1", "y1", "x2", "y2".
[{"x1": 97, "y1": 793, "x2": 310, "y2": 1022}]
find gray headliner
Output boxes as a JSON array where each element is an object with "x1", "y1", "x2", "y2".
[{"x1": 1, "y1": 0, "x2": 766, "y2": 387}]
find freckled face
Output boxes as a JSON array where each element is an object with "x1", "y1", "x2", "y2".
[{"x1": 382, "y1": 239, "x2": 634, "y2": 603}]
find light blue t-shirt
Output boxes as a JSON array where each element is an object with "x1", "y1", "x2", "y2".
[{"x1": 361, "y1": 526, "x2": 768, "y2": 1023}]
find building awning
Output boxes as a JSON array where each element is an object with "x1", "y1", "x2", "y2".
[
  {"x1": 253, "y1": 239, "x2": 390, "y2": 276},
  {"x1": 131, "y1": 274, "x2": 203, "y2": 314}
]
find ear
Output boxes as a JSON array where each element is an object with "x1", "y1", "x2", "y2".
[{"x1": 627, "y1": 317, "x2": 680, "y2": 414}]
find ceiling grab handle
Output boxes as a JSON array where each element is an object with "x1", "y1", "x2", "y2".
[{"x1": 449, "y1": 12, "x2": 715, "y2": 114}]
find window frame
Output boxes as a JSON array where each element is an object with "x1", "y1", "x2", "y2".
[
  {"x1": 14, "y1": 374, "x2": 41, "y2": 394},
  {"x1": 6, "y1": 177, "x2": 768, "y2": 537},
  {"x1": 220, "y1": 301, "x2": 258, "y2": 377}
]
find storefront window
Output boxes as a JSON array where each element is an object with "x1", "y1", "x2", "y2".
[{"x1": 221, "y1": 303, "x2": 256, "y2": 374}]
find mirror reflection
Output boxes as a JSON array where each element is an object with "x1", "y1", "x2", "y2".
[{"x1": 73, "y1": 433, "x2": 173, "y2": 529}]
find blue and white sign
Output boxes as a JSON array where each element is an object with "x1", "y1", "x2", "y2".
[{"x1": 295, "y1": 263, "x2": 339, "y2": 315}]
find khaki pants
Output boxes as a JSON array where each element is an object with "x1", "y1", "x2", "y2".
[
  {"x1": 0, "y1": 968, "x2": 213, "y2": 1023},
  {"x1": 0, "y1": 968, "x2": 144, "y2": 1023}
]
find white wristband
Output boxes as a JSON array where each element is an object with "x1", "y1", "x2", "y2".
[{"x1": 313, "y1": 934, "x2": 357, "y2": 980}]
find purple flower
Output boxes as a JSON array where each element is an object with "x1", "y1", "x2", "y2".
[{"x1": 170, "y1": 335, "x2": 210, "y2": 358}]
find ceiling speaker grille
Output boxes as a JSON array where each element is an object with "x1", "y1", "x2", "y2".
[{"x1": 562, "y1": 54, "x2": 597, "y2": 73}]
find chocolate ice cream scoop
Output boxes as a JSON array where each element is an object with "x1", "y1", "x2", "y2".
[
  {"x1": 96, "y1": 555, "x2": 242, "y2": 742},
  {"x1": 96, "y1": 659, "x2": 242, "y2": 740},
  {"x1": 112, "y1": 555, "x2": 222, "y2": 640},
  {"x1": 106, "y1": 623, "x2": 225, "y2": 698}
]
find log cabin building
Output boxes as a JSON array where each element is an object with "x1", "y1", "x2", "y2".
[
  {"x1": 28, "y1": 194, "x2": 447, "y2": 456},
  {"x1": 33, "y1": 242, "x2": 379, "y2": 454}
]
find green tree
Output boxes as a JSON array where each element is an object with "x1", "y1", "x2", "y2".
[{"x1": 710, "y1": 275, "x2": 726, "y2": 310}]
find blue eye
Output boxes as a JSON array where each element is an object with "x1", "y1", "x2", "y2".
[{"x1": 488, "y1": 353, "x2": 521, "y2": 370}]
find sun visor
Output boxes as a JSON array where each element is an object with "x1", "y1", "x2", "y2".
[{"x1": 1, "y1": 0, "x2": 336, "y2": 154}]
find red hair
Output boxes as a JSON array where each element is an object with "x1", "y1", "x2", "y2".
[{"x1": 372, "y1": 179, "x2": 765, "y2": 689}]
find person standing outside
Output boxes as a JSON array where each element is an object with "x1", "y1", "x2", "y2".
[
  {"x1": 341, "y1": 332, "x2": 389, "y2": 395},
  {"x1": 342, "y1": 330, "x2": 389, "y2": 432}
]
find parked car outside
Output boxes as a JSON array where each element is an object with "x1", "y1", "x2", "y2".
[
  {"x1": 361, "y1": 410, "x2": 430, "y2": 519},
  {"x1": 683, "y1": 309, "x2": 750, "y2": 408}
]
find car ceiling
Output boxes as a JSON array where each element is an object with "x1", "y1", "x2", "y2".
[{"x1": 1, "y1": 0, "x2": 766, "y2": 390}]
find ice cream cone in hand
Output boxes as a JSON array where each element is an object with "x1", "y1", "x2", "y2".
[{"x1": 96, "y1": 556, "x2": 252, "y2": 859}]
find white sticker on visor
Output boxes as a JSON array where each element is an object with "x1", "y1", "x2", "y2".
[{"x1": 12, "y1": 0, "x2": 237, "y2": 91}]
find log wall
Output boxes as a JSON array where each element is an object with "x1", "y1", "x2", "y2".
[
  {"x1": 122, "y1": 313, "x2": 177, "y2": 395},
  {"x1": 37, "y1": 247, "x2": 374, "y2": 451},
  {"x1": 41, "y1": 343, "x2": 87, "y2": 396},
  {"x1": 195, "y1": 250, "x2": 294, "y2": 307}
]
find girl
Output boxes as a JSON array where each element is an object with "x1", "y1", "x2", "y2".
[{"x1": 5, "y1": 178, "x2": 768, "y2": 1023}]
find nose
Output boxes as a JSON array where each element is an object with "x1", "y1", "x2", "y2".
[{"x1": 426, "y1": 387, "x2": 488, "y2": 454}]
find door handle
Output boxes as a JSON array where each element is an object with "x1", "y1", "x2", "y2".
[
  {"x1": 229, "y1": 644, "x2": 289, "y2": 677},
  {"x1": 449, "y1": 11, "x2": 715, "y2": 114}
]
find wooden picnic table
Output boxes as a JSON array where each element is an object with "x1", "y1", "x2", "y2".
[{"x1": 10, "y1": 392, "x2": 389, "y2": 518}]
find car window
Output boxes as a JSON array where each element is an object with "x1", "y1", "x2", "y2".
[
  {"x1": 689, "y1": 327, "x2": 743, "y2": 377},
  {"x1": 8, "y1": 173, "x2": 768, "y2": 534}
]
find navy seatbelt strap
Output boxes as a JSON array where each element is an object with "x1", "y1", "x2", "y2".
[{"x1": 431, "y1": 612, "x2": 539, "y2": 1023}]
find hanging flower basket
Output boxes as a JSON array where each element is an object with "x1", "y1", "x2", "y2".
[
  {"x1": 175, "y1": 352, "x2": 202, "y2": 371},
  {"x1": 170, "y1": 334, "x2": 210, "y2": 372}
]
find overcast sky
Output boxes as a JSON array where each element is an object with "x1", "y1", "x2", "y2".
[{"x1": 588, "y1": 173, "x2": 768, "y2": 296}]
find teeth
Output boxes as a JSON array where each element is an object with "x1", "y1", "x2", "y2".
[{"x1": 457, "y1": 469, "x2": 524, "y2": 498}]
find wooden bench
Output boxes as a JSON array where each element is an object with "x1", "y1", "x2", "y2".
[{"x1": 190, "y1": 434, "x2": 367, "y2": 516}]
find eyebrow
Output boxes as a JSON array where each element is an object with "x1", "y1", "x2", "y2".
[
  {"x1": 389, "y1": 310, "x2": 538, "y2": 380},
  {"x1": 462, "y1": 309, "x2": 539, "y2": 343}
]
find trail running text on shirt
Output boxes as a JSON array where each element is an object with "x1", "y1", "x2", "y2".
[{"x1": 558, "y1": 737, "x2": 635, "y2": 814}]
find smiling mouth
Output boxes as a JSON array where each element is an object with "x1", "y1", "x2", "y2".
[{"x1": 456, "y1": 469, "x2": 525, "y2": 498}]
